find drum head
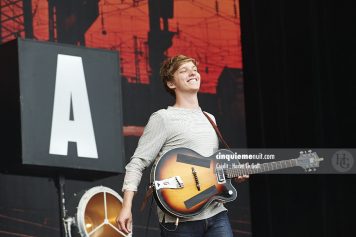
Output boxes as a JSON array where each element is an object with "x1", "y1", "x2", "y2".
[{"x1": 75, "y1": 186, "x2": 131, "y2": 237}]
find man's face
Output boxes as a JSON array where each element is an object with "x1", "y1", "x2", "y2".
[{"x1": 169, "y1": 61, "x2": 201, "y2": 96}]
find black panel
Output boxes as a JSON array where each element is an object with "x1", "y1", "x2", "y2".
[
  {"x1": 184, "y1": 185, "x2": 218, "y2": 209},
  {"x1": 177, "y1": 154, "x2": 211, "y2": 168},
  {"x1": 0, "y1": 39, "x2": 125, "y2": 176}
]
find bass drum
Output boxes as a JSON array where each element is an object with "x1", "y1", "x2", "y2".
[{"x1": 68, "y1": 186, "x2": 131, "y2": 237}]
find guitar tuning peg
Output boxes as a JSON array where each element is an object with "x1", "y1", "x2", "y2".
[
  {"x1": 308, "y1": 150, "x2": 312, "y2": 153},
  {"x1": 308, "y1": 168, "x2": 312, "y2": 172},
  {"x1": 313, "y1": 168, "x2": 316, "y2": 171},
  {"x1": 300, "y1": 151, "x2": 304, "y2": 155}
]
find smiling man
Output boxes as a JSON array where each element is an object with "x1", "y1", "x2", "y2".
[{"x1": 116, "y1": 55, "x2": 241, "y2": 237}]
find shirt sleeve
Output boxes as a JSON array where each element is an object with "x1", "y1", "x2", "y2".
[{"x1": 122, "y1": 112, "x2": 167, "y2": 192}]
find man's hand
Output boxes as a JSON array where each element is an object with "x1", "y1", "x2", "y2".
[
  {"x1": 116, "y1": 190, "x2": 135, "y2": 234},
  {"x1": 234, "y1": 175, "x2": 249, "y2": 184},
  {"x1": 116, "y1": 205, "x2": 132, "y2": 234}
]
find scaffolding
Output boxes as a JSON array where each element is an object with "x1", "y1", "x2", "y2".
[{"x1": 0, "y1": 0, "x2": 32, "y2": 44}]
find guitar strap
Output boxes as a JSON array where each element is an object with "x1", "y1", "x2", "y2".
[
  {"x1": 202, "y1": 112, "x2": 230, "y2": 149},
  {"x1": 140, "y1": 185, "x2": 153, "y2": 212}
]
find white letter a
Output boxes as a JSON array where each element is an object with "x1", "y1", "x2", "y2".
[{"x1": 49, "y1": 54, "x2": 98, "y2": 158}]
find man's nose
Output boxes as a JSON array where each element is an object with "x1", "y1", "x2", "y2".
[{"x1": 188, "y1": 69, "x2": 196, "y2": 76}]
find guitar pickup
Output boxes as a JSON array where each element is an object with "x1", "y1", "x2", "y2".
[
  {"x1": 216, "y1": 167, "x2": 226, "y2": 184},
  {"x1": 154, "y1": 176, "x2": 184, "y2": 190}
]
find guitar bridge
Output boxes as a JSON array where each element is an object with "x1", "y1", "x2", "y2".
[{"x1": 154, "y1": 176, "x2": 184, "y2": 190}]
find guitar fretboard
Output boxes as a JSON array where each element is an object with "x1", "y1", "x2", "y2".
[{"x1": 224, "y1": 159, "x2": 298, "y2": 178}]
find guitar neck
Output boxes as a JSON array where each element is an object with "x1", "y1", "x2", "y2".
[{"x1": 224, "y1": 159, "x2": 298, "y2": 178}]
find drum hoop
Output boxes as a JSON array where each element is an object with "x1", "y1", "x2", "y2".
[{"x1": 76, "y1": 186, "x2": 123, "y2": 237}]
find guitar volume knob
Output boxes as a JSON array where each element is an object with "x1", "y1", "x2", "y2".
[{"x1": 228, "y1": 190, "x2": 233, "y2": 195}]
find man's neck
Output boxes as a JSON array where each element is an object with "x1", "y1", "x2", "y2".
[{"x1": 174, "y1": 93, "x2": 199, "y2": 109}]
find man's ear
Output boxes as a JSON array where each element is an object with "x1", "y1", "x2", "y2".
[{"x1": 167, "y1": 81, "x2": 176, "y2": 89}]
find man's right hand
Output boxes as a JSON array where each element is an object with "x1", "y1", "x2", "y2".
[
  {"x1": 116, "y1": 205, "x2": 132, "y2": 234},
  {"x1": 116, "y1": 190, "x2": 135, "y2": 234}
]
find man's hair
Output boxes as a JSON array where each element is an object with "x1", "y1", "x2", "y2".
[{"x1": 159, "y1": 55, "x2": 198, "y2": 97}]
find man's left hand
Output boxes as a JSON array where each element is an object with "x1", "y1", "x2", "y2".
[{"x1": 234, "y1": 175, "x2": 249, "y2": 184}]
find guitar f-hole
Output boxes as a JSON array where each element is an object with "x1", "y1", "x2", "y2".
[{"x1": 191, "y1": 167, "x2": 201, "y2": 191}]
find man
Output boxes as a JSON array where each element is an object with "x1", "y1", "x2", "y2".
[{"x1": 116, "y1": 55, "x2": 246, "y2": 236}]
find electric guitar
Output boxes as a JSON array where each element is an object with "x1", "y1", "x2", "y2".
[{"x1": 150, "y1": 148, "x2": 323, "y2": 218}]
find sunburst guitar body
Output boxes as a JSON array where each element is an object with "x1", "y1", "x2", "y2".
[{"x1": 150, "y1": 148, "x2": 237, "y2": 218}]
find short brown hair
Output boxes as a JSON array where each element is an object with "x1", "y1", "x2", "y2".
[{"x1": 159, "y1": 55, "x2": 197, "y2": 97}]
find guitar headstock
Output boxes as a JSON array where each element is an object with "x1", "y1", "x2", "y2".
[{"x1": 296, "y1": 150, "x2": 324, "y2": 172}]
